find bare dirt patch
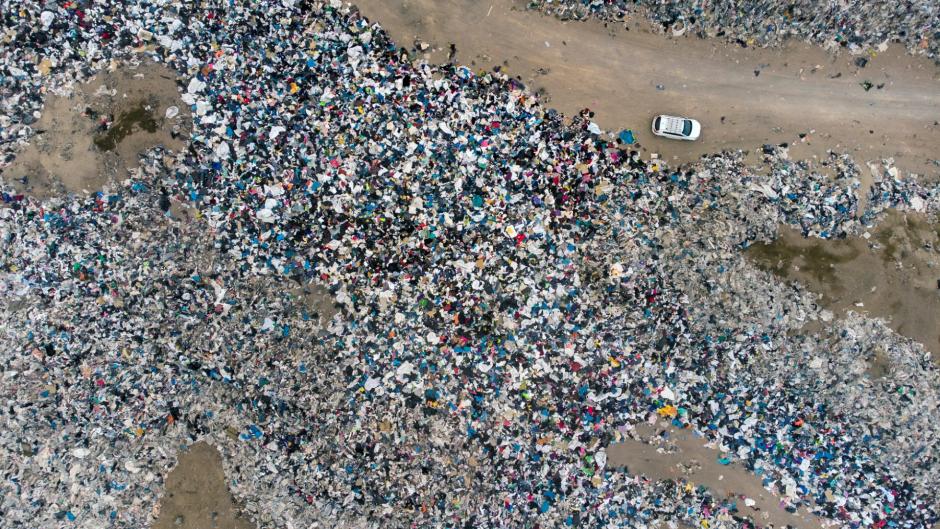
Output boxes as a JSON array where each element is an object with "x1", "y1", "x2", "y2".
[
  {"x1": 608, "y1": 425, "x2": 827, "y2": 529},
  {"x1": 747, "y1": 211, "x2": 940, "y2": 359},
  {"x1": 353, "y1": 0, "x2": 940, "y2": 180},
  {"x1": 288, "y1": 283, "x2": 341, "y2": 328},
  {"x1": 154, "y1": 442, "x2": 256, "y2": 529},
  {"x1": 2, "y1": 59, "x2": 189, "y2": 198}
]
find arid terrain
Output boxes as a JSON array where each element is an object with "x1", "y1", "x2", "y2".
[
  {"x1": 4, "y1": 2, "x2": 938, "y2": 529},
  {"x1": 4, "y1": 60, "x2": 188, "y2": 198},
  {"x1": 353, "y1": 0, "x2": 940, "y2": 179}
]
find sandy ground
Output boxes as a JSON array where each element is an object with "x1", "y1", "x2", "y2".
[
  {"x1": 153, "y1": 443, "x2": 255, "y2": 529},
  {"x1": 609, "y1": 425, "x2": 827, "y2": 529},
  {"x1": 352, "y1": 0, "x2": 940, "y2": 180},
  {"x1": 2, "y1": 59, "x2": 188, "y2": 198},
  {"x1": 289, "y1": 283, "x2": 342, "y2": 329},
  {"x1": 748, "y1": 211, "x2": 940, "y2": 359}
]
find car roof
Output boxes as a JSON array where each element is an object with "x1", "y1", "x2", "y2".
[{"x1": 658, "y1": 115, "x2": 688, "y2": 135}]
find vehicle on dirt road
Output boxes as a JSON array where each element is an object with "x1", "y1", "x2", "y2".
[{"x1": 652, "y1": 115, "x2": 701, "y2": 141}]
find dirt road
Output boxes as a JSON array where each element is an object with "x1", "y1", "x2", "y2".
[{"x1": 353, "y1": 0, "x2": 940, "y2": 178}]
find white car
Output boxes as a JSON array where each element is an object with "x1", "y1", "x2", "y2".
[{"x1": 651, "y1": 115, "x2": 701, "y2": 141}]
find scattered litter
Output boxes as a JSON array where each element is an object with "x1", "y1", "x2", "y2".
[
  {"x1": 529, "y1": 0, "x2": 940, "y2": 59},
  {"x1": 0, "y1": 3, "x2": 938, "y2": 529}
]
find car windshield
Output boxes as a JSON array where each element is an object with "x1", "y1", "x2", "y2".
[
  {"x1": 654, "y1": 116, "x2": 661, "y2": 131},
  {"x1": 682, "y1": 119, "x2": 693, "y2": 136}
]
